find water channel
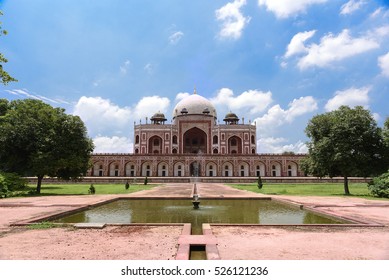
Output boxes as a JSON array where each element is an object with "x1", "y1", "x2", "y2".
[{"x1": 54, "y1": 199, "x2": 349, "y2": 234}]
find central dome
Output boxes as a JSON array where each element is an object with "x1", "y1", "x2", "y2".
[{"x1": 172, "y1": 92, "x2": 217, "y2": 119}]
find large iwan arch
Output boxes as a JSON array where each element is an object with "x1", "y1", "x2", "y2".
[{"x1": 183, "y1": 127, "x2": 207, "y2": 154}]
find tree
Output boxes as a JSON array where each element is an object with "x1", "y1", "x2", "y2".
[
  {"x1": 0, "y1": 99, "x2": 94, "y2": 193},
  {"x1": 383, "y1": 117, "x2": 389, "y2": 152},
  {"x1": 302, "y1": 106, "x2": 387, "y2": 195},
  {"x1": 0, "y1": 11, "x2": 17, "y2": 85}
]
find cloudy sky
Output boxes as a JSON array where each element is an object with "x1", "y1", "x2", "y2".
[{"x1": 1, "y1": 0, "x2": 388, "y2": 153}]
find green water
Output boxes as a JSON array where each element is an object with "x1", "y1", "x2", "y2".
[{"x1": 54, "y1": 199, "x2": 348, "y2": 234}]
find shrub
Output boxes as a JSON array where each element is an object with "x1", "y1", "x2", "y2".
[
  {"x1": 368, "y1": 172, "x2": 389, "y2": 198},
  {"x1": 0, "y1": 172, "x2": 27, "y2": 198},
  {"x1": 88, "y1": 184, "x2": 96, "y2": 194},
  {"x1": 144, "y1": 176, "x2": 148, "y2": 185},
  {"x1": 125, "y1": 181, "x2": 130, "y2": 190},
  {"x1": 257, "y1": 175, "x2": 263, "y2": 189}
]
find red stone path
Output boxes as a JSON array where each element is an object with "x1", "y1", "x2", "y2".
[{"x1": 0, "y1": 183, "x2": 388, "y2": 260}]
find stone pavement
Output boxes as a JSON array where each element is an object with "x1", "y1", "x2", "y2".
[
  {"x1": 129, "y1": 182, "x2": 265, "y2": 198},
  {"x1": 0, "y1": 182, "x2": 388, "y2": 260}
]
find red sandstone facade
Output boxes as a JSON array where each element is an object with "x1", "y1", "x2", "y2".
[{"x1": 88, "y1": 91, "x2": 306, "y2": 178}]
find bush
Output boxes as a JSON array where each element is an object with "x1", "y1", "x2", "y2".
[
  {"x1": 368, "y1": 172, "x2": 389, "y2": 198},
  {"x1": 0, "y1": 172, "x2": 27, "y2": 198},
  {"x1": 125, "y1": 181, "x2": 130, "y2": 190},
  {"x1": 144, "y1": 176, "x2": 148, "y2": 185},
  {"x1": 257, "y1": 175, "x2": 263, "y2": 189},
  {"x1": 88, "y1": 184, "x2": 96, "y2": 194}
]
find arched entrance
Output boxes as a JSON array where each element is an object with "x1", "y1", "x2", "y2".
[
  {"x1": 183, "y1": 127, "x2": 207, "y2": 154},
  {"x1": 190, "y1": 161, "x2": 201, "y2": 177},
  {"x1": 148, "y1": 136, "x2": 162, "y2": 154},
  {"x1": 228, "y1": 136, "x2": 242, "y2": 154}
]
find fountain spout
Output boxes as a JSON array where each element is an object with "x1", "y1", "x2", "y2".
[{"x1": 192, "y1": 183, "x2": 200, "y2": 209}]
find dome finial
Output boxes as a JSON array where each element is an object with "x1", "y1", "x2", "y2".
[{"x1": 193, "y1": 86, "x2": 197, "y2": 95}]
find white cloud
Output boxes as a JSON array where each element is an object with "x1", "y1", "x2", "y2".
[
  {"x1": 144, "y1": 63, "x2": 154, "y2": 75},
  {"x1": 258, "y1": 0, "x2": 327, "y2": 18},
  {"x1": 175, "y1": 92, "x2": 190, "y2": 101},
  {"x1": 73, "y1": 96, "x2": 132, "y2": 136},
  {"x1": 73, "y1": 95, "x2": 170, "y2": 140},
  {"x1": 93, "y1": 136, "x2": 133, "y2": 153},
  {"x1": 369, "y1": 7, "x2": 389, "y2": 19},
  {"x1": 215, "y1": 0, "x2": 250, "y2": 40},
  {"x1": 324, "y1": 87, "x2": 370, "y2": 111},
  {"x1": 5, "y1": 88, "x2": 70, "y2": 105},
  {"x1": 258, "y1": 137, "x2": 308, "y2": 153},
  {"x1": 169, "y1": 31, "x2": 184, "y2": 44},
  {"x1": 295, "y1": 29, "x2": 380, "y2": 69},
  {"x1": 284, "y1": 30, "x2": 316, "y2": 58},
  {"x1": 340, "y1": 0, "x2": 366, "y2": 15},
  {"x1": 211, "y1": 88, "x2": 273, "y2": 115},
  {"x1": 120, "y1": 59, "x2": 130, "y2": 75},
  {"x1": 133, "y1": 96, "x2": 170, "y2": 120},
  {"x1": 253, "y1": 96, "x2": 318, "y2": 135},
  {"x1": 378, "y1": 52, "x2": 389, "y2": 77}
]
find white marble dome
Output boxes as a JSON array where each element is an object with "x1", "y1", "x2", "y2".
[{"x1": 172, "y1": 92, "x2": 217, "y2": 119}]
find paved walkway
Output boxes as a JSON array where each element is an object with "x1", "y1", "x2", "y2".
[
  {"x1": 130, "y1": 182, "x2": 265, "y2": 198},
  {"x1": 0, "y1": 183, "x2": 388, "y2": 260}
]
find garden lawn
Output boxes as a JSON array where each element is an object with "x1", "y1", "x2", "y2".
[
  {"x1": 26, "y1": 183, "x2": 155, "y2": 195},
  {"x1": 230, "y1": 183, "x2": 375, "y2": 197}
]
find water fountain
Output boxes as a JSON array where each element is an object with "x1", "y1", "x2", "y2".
[
  {"x1": 191, "y1": 155, "x2": 201, "y2": 209},
  {"x1": 192, "y1": 184, "x2": 200, "y2": 209}
]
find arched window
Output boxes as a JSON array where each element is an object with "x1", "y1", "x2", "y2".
[
  {"x1": 213, "y1": 135, "x2": 218, "y2": 144},
  {"x1": 135, "y1": 135, "x2": 140, "y2": 144},
  {"x1": 251, "y1": 135, "x2": 255, "y2": 144},
  {"x1": 172, "y1": 135, "x2": 177, "y2": 144},
  {"x1": 153, "y1": 138, "x2": 159, "y2": 145}
]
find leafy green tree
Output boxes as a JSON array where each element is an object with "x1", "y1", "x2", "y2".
[
  {"x1": 0, "y1": 99, "x2": 94, "y2": 193},
  {"x1": 0, "y1": 11, "x2": 17, "y2": 85},
  {"x1": 383, "y1": 117, "x2": 389, "y2": 152},
  {"x1": 303, "y1": 106, "x2": 387, "y2": 195}
]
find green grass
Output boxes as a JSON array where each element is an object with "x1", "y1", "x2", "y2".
[
  {"x1": 230, "y1": 183, "x2": 385, "y2": 199},
  {"x1": 25, "y1": 183, "x2": 155, "y2": 196},
  {"x1": 26, "y1": 221, "x2": 59, "y2": 229}
]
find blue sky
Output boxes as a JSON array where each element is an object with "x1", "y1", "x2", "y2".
[{"x1": 1, "y1": 0, "x2": 388, "y2": 153}]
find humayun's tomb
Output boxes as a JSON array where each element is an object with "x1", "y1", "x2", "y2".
[{"x1": 87, "y1": 90, "x2": 308, "y2": 183}]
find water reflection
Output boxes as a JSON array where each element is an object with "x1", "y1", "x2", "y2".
[{"x1": 55, "y1": 199, "x2": 347, "y2": 234}]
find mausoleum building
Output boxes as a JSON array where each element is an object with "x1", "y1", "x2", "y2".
[{"x1": 89, "y1": 90, "x2": 306, "y2": 179}]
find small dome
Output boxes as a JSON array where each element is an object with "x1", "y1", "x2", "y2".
[
  {"x1": 173, "y1": 91, "x2": 217, "y2": 119},
  {"x1": 151, "y1": 112, "x2": 167, "y2": 122},
  {"x1": 223, "y1": 112, "x2": 239, "y2": 121}
]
